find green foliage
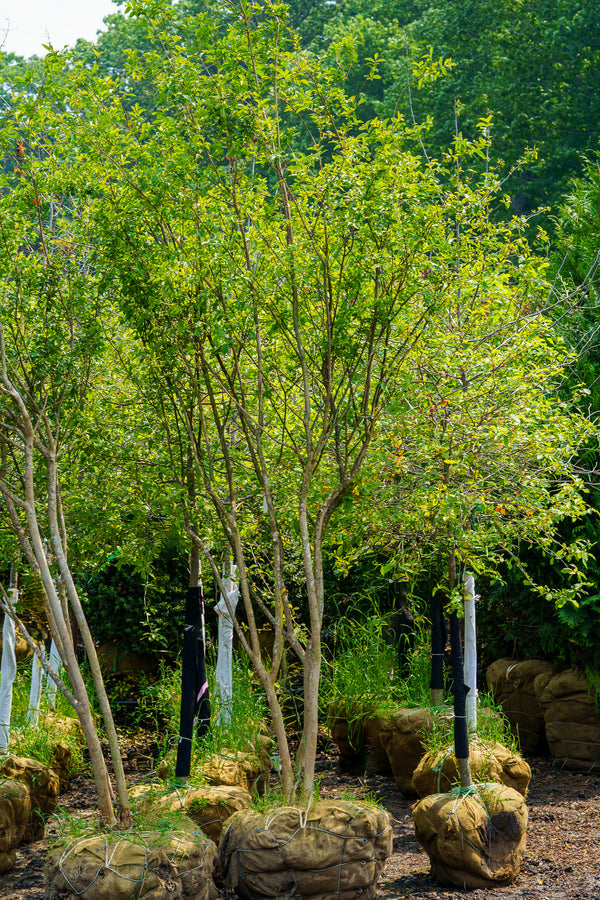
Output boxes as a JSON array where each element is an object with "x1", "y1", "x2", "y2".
[
  {"x1": 321, "y1": 608, "x2": 432, "y2": 725},
  {"x1": 52, "y1": 791, "x2": 195, "y2": 845},
  {"x1": 477, "y1": 693, "x2": 520, "y2": 755},
  {"x1": 249, "y1": 780, "x2": 302, "y2": 813},
  {"x1": 324, "y1": 141, "x2": 594, "y2": 607},
  {"x1": 552, "y1": 157, "x2": 600, "y2": 412},
  {"x1": 478, "y1": 525, "x2": 600, "y2": 680},
  {"x1": 141, "y1": 660, "x2": 182, "y2": 738},
  {"x1": 321, "y1": 611, "x2": 397, "y2": 723},
  {"x1": 81, "y1": 546, "x2": 190, "y2": 657},
  {"x1": 1, "y1": 0, "x2": 596, "y2": 802},
  {"x1": 420, "y1": 692, "x2": 518, "y2": 759},
  {"x1": 395, "y1": 635, "x2": 433, "y2": 708}
]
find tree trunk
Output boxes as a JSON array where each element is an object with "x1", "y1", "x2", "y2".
[
  {"x1": 44, "y1": 640, "x2": 61, "y2": 708},
  {"x1": 29, "y1": 527, "x2": 117, "y2": 822},
  {"x1": 0, "y1": 563, "x2": 18, "y2": 751},
  {"x1": 47, "y1": 471, "x2": 131, "y2": 825},
  {"x1": 215, "y1": 560, "x2": 239, "y2": 726},
  {"x1": 27, "y1": 653, "x2": 43, "y2": 727},
  {"x1": 449, "y1": 552, "x2": 471, "y2": 788},
  {"x1": 297, "y1": 636, "x2": 321, "y2": 801}
]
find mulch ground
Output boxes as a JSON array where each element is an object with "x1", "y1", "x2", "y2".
[{"x1": 1, "y1": 737, "x2": 599, "y2": 899}]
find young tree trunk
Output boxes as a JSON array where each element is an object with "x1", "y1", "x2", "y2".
[
  {"x1": 47, "y1": 459, "x2": 131, "y2": 825},
  {"x1": 45, "y1": 640, "x2": 61, "y2": 708},
  {"x1": 298, "y1": 636, "x2": 321, "y2": 802},
  {"x1": 0, "y1": 411, "x2": 118, "y2": 822},
  {"x1": 27, "y1": 652, "x2": 43, "y2": 727},
  {"x1": 215, "y1": 560, "x2": 239, "y2": 726},
  {"x1": 28, "y1": 523, "x2": 118, "y2": 822},
  {"x1": 430, "y1": 593, "x2": 446, "y2": 706}
]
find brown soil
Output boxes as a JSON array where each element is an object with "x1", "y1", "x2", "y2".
[{"x1": 1, "y1": 742, "x2": 599, "y2": 900}]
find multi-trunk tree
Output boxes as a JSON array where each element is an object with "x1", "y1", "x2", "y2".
[
  {"x1": 375, "y1": 145, "x2": 593, "y2": 784},
  {"x1": 51, "y1": 0, "x2": 461, "y2": 800},
  {"x1": 0, "y1": 106, "x2": 131, "y2": 824}
]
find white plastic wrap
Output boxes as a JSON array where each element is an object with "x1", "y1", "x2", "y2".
[
  {"x1": 0, "y1": 588, "x2": 18, "y2": 750},
  {"x1": 215, "y1": 564, "x2": 239, "y2": 725},
  {"x1": 27, "y1": 652, "x2": 43, "y2": 726},
  {"x1": 463, "y1": 572, "x2": 478, "y2": 732},
  {"x1": 45, "y1": 639, "x2": 61, "y2": 708}
]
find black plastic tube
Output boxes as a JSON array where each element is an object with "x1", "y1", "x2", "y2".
[
  {"x1": 175, "y1": 585, "x2": 211, "y2": 778},
  {"x1": 449, "y1": 610, "x2": 470, "y2": 761}
]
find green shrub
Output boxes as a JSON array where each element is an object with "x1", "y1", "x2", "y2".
[{"x1": 80, "y1": 546, "x2": 191, "y2": 658}]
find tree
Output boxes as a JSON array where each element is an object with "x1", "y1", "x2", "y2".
[
  {"x1": 552, "y1": 156, "x2": 600, "y2": 408},
  {"x1": 0, "y1": 103, "x2": 131, "y2": 824},
  {"x1": 402, "y1": 0, "x2": 600, "y2": 219},
  {"x1": 46, "y1": 0, "x2": 463, "y2": 800},
  {"x1": 375, "y1": 146, "x2": 593, "y2": 784}
]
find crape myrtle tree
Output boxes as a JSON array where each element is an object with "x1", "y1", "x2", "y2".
[
  {"x1": 0, "y1": 106, "x2": 131, "y2": 824},
  {"x1": 372, "y1": 144, "x2": 594, "y2": 786},
  {"x1": 51, "y1": 0, "x2": 459, "y2": 800}
]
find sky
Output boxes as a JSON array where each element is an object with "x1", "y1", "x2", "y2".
[{"x1": 0, "y1": 0, "x2": 120, "y2": 58}]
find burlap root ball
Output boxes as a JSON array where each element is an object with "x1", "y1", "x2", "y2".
[
  {"x1": 158, "y1": 737, "x2": 272, "y2": 796},
  {"x1": 535, "y1": 668, "x2": 600, "y2": 771},
  {"x1": 486, "y1": 658, "x2": 552, "y2": 754},
  {"x1": 0, "y1": 756, "x2": 59, "y2": 842},
  {"x1": 412, "y1": 782, "x2": 528, "y2": 890},
  {"x1": 45, "y1": 822, "x2": 218, "y2": 900},
  {"x1": 0, "y1": 632, "x2": 31, "y2": 661},
  {"x1": 131, "y1": 782, "x2": 252, "y2": 843},
  {"x1": 363, "y1": 716, "x2": 393, "y2": 776},
  {"x1": 328, "y1": 706, "x2": 391, "y2": 775},
  {"x1": 0, "y1": 778, "x2": 31, "y2": 874},
  {"x1": 378, "y1": 708, "x2": 452, "y2": 796},
  {"x1": 329, "y1": 704, "x2": 367, "y2": 771},
  {"x1": 199, "y1": 738, "x2": 272, "y2": 796},
  {"x1": 50, "y1": 742, "x2": 74, "y2": 794},
  {"x1": 219, "y1": 799, "x2": 392, "y2": 900},
  {"x1": 413, "y1": 738, "x2": 531, "y2": 799}
]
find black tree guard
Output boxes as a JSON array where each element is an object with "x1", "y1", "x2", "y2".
[
  {"x1": 449, "y1": 610, "x2": 470, "y2": 763},
  {"x1": 175, "y1": 585, "x2": 211, "y2": 778},
  {"x1": 429, "y1": 594, "x2": 447, "y2": 695}
]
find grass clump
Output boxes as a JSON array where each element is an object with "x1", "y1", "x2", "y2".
[
  {"x1": 321, "y1": 611, "x2": 399, "y2": 725},
  {"x1": 321, "y1": 607, "x2": 433, "y2": 734},
  {"x1": 7, "y1": 658, "x2": 84, "y2": 776},
  {"x1": 419, "y1": 691, "x2": 520, "y2": 760},
  {"x1": 149, "y1": 651, "x2": 269, "y2": 786}
]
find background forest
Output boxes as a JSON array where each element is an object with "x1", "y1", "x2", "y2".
[{"x1": 1, "y1": 0, "x2": 600, "y2": 711}]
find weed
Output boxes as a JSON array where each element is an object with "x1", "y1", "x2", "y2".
[
  {"x1": 320, "y1": 611, "x2": 399, "y2": 728},
  {"x1": 339, "y1": 785, "x2": 383, "y2": 808},
  {"x1": 477, "y1": 692, "x2": 520, "y2": 754}
]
